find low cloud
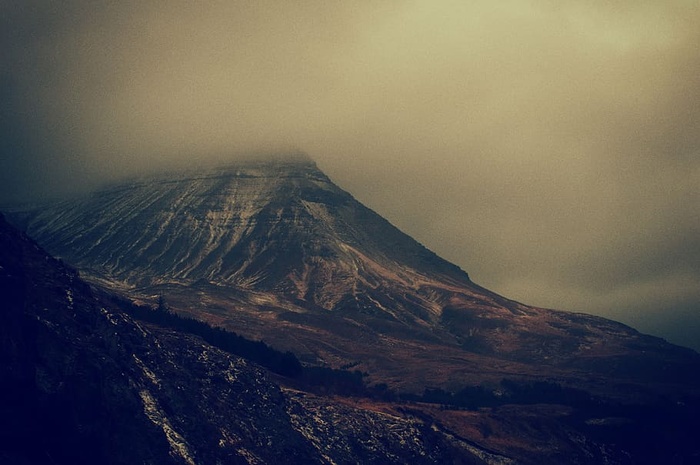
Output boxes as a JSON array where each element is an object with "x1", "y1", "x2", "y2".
[{"x1": 2, "y1": 0, "x2": 698, "y2": 349}]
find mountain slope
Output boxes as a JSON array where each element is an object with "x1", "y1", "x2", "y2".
[
  {"x1": 9, "y1": 156, "x2": 700, "y2": 399},
  {"x1": 2, "y1": 212, "x2": 507, "y2": 465},
  {"x1": 16, "y1": 156, "x2": 465, "y2": 286},
  {"x1": 14, "y1": 156, "x2": 475, "y2": 322}
]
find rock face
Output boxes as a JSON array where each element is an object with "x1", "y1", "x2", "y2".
[
  {"x1": 0, "y1": 213, "x2": 500, "y2": 465},
  {"x1": 9, "y1": 155, "x2": 700, "y2": 399},
  {"x1": 14, "y1": 155, "x2": 469, "y2": 313}
]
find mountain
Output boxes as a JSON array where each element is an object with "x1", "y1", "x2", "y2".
[
  {"x1": 10, "y1": 155, "x2": 699, "y2": 400},
  {"x1": 13, "y1": 154, "x2": 471, "y2": 308},
  {"x1": 5, "y1": 154, "x2": 700, "y2": 464}
]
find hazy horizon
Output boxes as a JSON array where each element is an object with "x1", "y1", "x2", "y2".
[{"x1": 2, "y1": 1, "x2": 698, "y2": 350}]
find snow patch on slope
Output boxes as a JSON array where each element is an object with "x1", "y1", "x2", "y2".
[{"x1": 139, "y1": 389, "x2": 197, "y2": 465}]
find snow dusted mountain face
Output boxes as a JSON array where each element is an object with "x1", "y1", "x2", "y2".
[
  {"x1": 10, "y1": 155, "x2": 700, "y2": 399},
  {"x1": 17, "y1": 155, "x2": 469, "y2": 310}
]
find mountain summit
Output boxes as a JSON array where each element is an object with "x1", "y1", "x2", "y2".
[
  {"x1": 11, "y1": 155, "x2": 700, "y2": 397},
  {"x1": 19, "y1": 157, "x2": 466, "y2": 291}
]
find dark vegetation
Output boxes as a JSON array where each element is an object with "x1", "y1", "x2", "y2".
[
  {"x1": 401, "y1": 379, "x2": 595, "y2": 410},
  {"x1": 121, "y1": 296, "x2": 378, "y2": 396},
  {"x1": 120, "y1": 297, "x2": 568, "y2": 405},
  {"x1": 120, "y1": 294, "x2": 700, "y2": 448},
  {"x1": 125, "y1": 298, "x2": 304, "y2": 378}
]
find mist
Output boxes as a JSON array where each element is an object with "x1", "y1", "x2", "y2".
[{"x1": 2, "y1": 0, "x2": 698, "y2": 350}]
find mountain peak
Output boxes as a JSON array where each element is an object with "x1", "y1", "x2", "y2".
[
  {"x1": 13, "y1": 157, "x2": 470, "y2": 297},
  {"x1": 208, "y1": 151, "x2": 319, "y2": 172},
  {"x1": 111, "y1": 152, "x2": 324, "y2": 187}
]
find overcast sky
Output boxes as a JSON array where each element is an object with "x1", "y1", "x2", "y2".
[{"x1": 2, "y1": 0, "x2": 699, "y2": 350}]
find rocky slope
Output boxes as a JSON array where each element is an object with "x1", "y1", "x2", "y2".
[
  {"x1": 9, "y1": 155, "x2": 700, "y2": 400},
  {"x1": 2, "y1": 212, "x2": 508, "y2": 464},
  {"x1": 12, "y1": 155, "x2": 470, "y2": 313}
]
